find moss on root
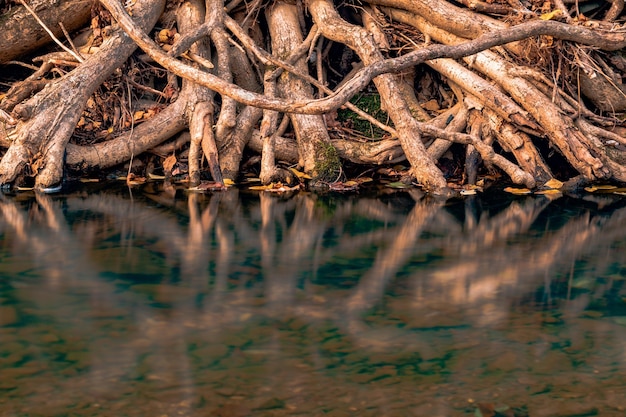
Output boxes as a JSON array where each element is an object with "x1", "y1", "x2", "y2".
[{"x1": 313, "y1": 141, "x2": 342, "y2": 182}]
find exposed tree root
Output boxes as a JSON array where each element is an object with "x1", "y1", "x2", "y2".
[{"x1": 1, "y1": 0, "x2": 626, "y2": 195}]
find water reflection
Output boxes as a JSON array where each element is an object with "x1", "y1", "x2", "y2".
[{"x1": 0, "y1": 187, "x2": 625, "y2": 416}]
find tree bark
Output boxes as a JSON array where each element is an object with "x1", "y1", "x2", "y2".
[
  {"x1": 267, "y1": 1, "x2": 341, "y2": 181},
  {"x1": 0, "y1": 0, "x2": 91, "y2": 64},
  {"x1": 308, "y1": 0, "x2": 450, "y2": 194},
  {"x1": 0, "y1": 0, "x2": 165, "y2": 189}
]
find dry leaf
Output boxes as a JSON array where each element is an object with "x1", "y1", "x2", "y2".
[
  {"x1": 504, "y1": 187, "x2": 531, "y2": 195},
  {"x1": 460, "y1": 189, "x2": 477, "y2": 195},
  {"x1": 289, "y1": 167, "x2": 312, "y2": 179},
  {"x1": 540, "y1": 9, "x2": 563, "y2": 20},
  {"x1": 126, "y1": 173, "x2": 146, "y2": 186},
  {"x1": 329, "y1": 181, "x2": 359, "y2": 191},
  {"x1": 535, "y1": 189, "x2": 562, "y2": 195},
  {"x1": 544, "y1": 178, "x2": 563, "y2": 189},
  {"x1": 422, "y1": 99, "x2": 440, "y2": 111},
  {"x1": 188, "y1": 181, "x2": 226, "y2": 192},
  {"x1": 163, "y1": 154, "x2": 177, "y2": 173},
  {"x1": 585, "y1": 185, "x2": 617, "y2": 192},
  {"x1": 133, "y1": 110, "x2": 145, "y2": 121}
]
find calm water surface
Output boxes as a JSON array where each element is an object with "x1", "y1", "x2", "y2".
[{"x1": 0, "y1": 185, "x2": 625, "y2": 416}]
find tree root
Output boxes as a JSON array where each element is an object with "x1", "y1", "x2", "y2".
[
  {"x1": 2, "y1": 0, "x2": 626, "y2": 195},
  {"x1": 0, "y1": 0, "x2": 165, "y2": 190}
]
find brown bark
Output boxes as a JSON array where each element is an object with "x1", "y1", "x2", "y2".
[
  {"x1": 0, "y1": 0, "x2": 91, "y2": 64},
  {"x1": 0, "y1": 0, "x2": 165, "y2": 190},
  {"x1": 308, "y1": 0, "x2": 450, "y2": 194},
  {"x1": 2, "y1": 0, "x2": 626, "y2": 194},
  {"x1": 267, "y1": 1, "x2": 341, "y2": 181}
]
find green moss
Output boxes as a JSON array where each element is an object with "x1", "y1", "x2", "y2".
[
  {"x1": 313, "y1": 141, "x2": 342, "y2": 182},
  {"x1": 337, "y1": 93, "x2": 390, "y2": 138}
]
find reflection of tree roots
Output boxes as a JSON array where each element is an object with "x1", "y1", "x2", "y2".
[{"x1": 3, "y1": 189, "x2": 626, "y2": 338}]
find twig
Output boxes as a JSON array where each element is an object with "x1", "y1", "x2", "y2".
[
  {"x1": 18, "y1": 0, "x2": 84, "y2": 63},
  {"x1": 59, "y1": 22, "x2": 84, "y2": 62}
]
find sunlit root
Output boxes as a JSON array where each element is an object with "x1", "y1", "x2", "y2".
[
  {"x1": 0, "y1": 0, "x2": 165, "y2": 190},
  {"x1": 3, "y1": 0, "x2": 626, "y2": 194},
  {"x1": 0, "y1": 0, "x2": 91, "y2": 64},
  {"x1": 267, "y1": 1, "x2": 341, "y2": 181}
]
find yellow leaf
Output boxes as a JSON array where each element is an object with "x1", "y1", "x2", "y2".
[
  {"x1": 504, "y1": 187, "x2": 531, "y2": 195},
  {"x1": 148, "y1": 173, "x2": 165, "y2": 180},
  {"x1": 343, "y1": 180, "x2": 358, "y2": 186},
  {"x1": 79, "y1": 178, "x2": 100, "y2": 183},
  {"x1": 133, "y1": 110, "x2": 145, "y2": 121},
  {"x1": 535, "y1": 189, "x2": 562, "y2": 195},
  {"x1": 289, "y1": 167, "x2": 312, "y2": 179},
  {"x1": 585, "y1": 185, "x2": 617, "y2": 192},
  {"x1": 223, "y1": 178, "x2": 235, "y2": 186},
  {"x1": 544, "y1": 178, "x2": 563, "y2": 189},
  {"x1": 356, "y1": 177, "x2": 373, "y2": 183},
  {"x1": 248, "y1": 185, "x2": 269, "y2": 191},
  {"x1": 540, "y1": 9, "x2": 563, "y2": 20}
]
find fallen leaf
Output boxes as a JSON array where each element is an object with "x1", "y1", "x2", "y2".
[
  {"x1": 163, "y1": 154, "x2": 177, "y2": 173},
  {"x1": 289, "y1": 167, "x2": 312, "y2": 179},
  {"x1": 422, "y1": 99, "x2": 440, "y2": 111},
  {"x1": 328, "y1": 181, "x2": 359, "y2": 191},
  {"x1": 460, "y1": 189, "x2": 477, "y2": 195},
  {"x1": 131, "y1": 111, "x2": 143, "y2": 122},
  {"x1": 504, "y1": 187, "x2": 531, "y2": 195},
  {"x1": 126, "y1": 173, "x2": 146, "y2": 186},
  {"x1": 585, "y1": 184, "x2": 618, "y2": 192},
  {"x1": 540, "y1": 9, "x2": 563, "y2": 20},
  {"x1": 534, "y1": 189, "x2": 562, "y2": 195},
  {"x1": 544, "y1": 178, "x2": 563, "y2": 189}
]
